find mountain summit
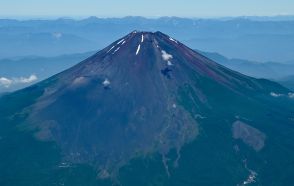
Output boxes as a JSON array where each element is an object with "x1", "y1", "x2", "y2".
[{"x1": 1, "y1": 31, "x2": 294, "y2": 186}]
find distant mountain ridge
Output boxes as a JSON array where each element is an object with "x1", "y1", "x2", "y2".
[
  {"x1": 201, "y1": 51, "x2": 294, "y2": 79},
  {"x1": 0, "y1": 16, "x2": 294, "y2": 62}
]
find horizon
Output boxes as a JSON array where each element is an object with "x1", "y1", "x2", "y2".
[
  {"x1": 1, "y1": 15, "x2": 294, "y2": 21},
  {"x1": 1, "y1": 0, "x2": 294, "y2": 18}
]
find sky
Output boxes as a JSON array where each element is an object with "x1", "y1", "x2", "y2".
[{"x1": 0, "y1": 0, "x2": 294, "y2": 18}]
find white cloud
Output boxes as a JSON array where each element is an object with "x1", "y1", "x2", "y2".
[
  {"x1": 102, "y1": 78, "x2": 110, "y2": 86},
  {"x1": 270, "y1": 92, "x2": 294, "y2": 99},
  {"x1": 289, "y1": 93, "x2": 294, "y2": 99},
  {"x1": 0, "y1": 77, "x2": 13, "y2": 88},
  {"x1": 0, "y1": 74, "x2": 38, "y2": 88},
  {"x1": 18, "y1": 74, "x2": 38, "y2": 83},
  {"x1": 52, "y1": 32, "x2": 63, "y2": 39},
  {"x1": 172, "y1": 103, "x2": 177, "y2": 108},
  {"x1": 270, "y1": 92, "x2": 282, "y2": 97},
  {"x1": 161, "y1": 50, "x2": 173, "y2": 61}
]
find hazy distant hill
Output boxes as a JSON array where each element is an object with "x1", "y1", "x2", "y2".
[
  {"x1": 0, "y1": 17, "x2": 294, "y2": 62},
  {"x1": 201, "y1": 51, "x2": 294, "y2": 79},
  {"x1": 278, "y1": 75, "x2": 294, "y2": 91}
]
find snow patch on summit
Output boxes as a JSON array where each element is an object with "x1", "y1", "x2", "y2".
[
  {"x1": 107, "y1": 45, "x2": 115, "y2": 53},
  {"x1": 112, "y1": 47, "x2": 120, "y2": 54},
  {"x1": 117, "y1": 39, "x2": 124, "y2": 45},
  {"x1": 107, "y1": 39, "x2": 125, "y2": 54},
  {"x1": 169, "y1": 37, "x2": 178, "y2": 44},
  {"x1": 136, "y1": 44, "x2": 141, "y2": 55}
]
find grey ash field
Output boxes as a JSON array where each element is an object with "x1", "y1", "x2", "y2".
[{"x1": 0, "y1": 31, "x2": 294, "y2": 186}]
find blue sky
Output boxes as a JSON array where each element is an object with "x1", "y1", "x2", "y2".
[{"x1": 1, "y1": 0, "x2": 294, "y2": 18}]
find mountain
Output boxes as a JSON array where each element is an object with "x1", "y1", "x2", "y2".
[
  {"x1": 0, "y1": 31, "x2": 294, "y2": 186},
  {"x1": 0, "y1": 17, "x2": 294, "y2": 62}
]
